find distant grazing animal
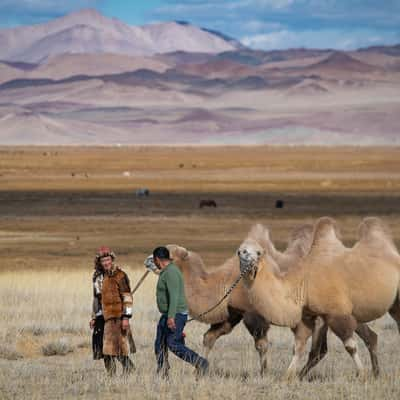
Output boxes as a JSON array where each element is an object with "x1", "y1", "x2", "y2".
[
  {"x1": 199, "y1": 199, "x2": 217, "y2": 208},
  {"x1": 275, "y1": 200, "x2": 284, "y2": 208},
  {"x1": 238, "y1": 217, "x2": 400, "y2": 378},
  {"x1": 135, "y1": 188, "x2": 150, "y2": 197}
]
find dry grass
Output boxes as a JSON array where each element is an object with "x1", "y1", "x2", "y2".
[
  {"x1": 0, "y1": 344, "x2": 23, "y2": 361},
  {"x1": 0, "y1": 269, "x2": 400, "y2": 400},
  {"x1": 1, "y1": 146, "x2": 400, "y2": 399},
  {"x1": 1, "y1": 146, "x2": 400, "y2": 192},
  {"x1": 41, "y1": 339, "x2": 74, "y2": 356}
]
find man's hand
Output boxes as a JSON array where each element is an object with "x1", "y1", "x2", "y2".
[
  {"x1": 167, "y1": 317, "x2": 176, "y2": 330},
  {"x1": 89, "y1": 319, "x2": 95, "y2": 330},
  {"x1": 122, "y1": 318, "x2": 130, "y2": 331}
]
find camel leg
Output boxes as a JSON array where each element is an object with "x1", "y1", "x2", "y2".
[
  {"x1": 355, "y1": 323, "x2": 379, "y2": 377},
  {"x1": 202, "y1": 310, "x2": 243, "y2": 359},
  {"x1": 299, "y1": 317, "x2": 329, "y2": 380},
  {"x1": 286, "y1": 320, "x2": 313, "y2": 379},
  {"x1": 242, "y1": 312, "x2": 270, "y2": 376},
  {"x1": 327, "y1": 315, "x2": 364, "y2": 376},
  {"x1": 300, "y1": 321, "x2": 379, "y2": 379},
  {"x1": 389, "y1": 295, "x2": 400, "y2": 334}
]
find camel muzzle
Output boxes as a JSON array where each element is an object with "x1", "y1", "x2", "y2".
[{"x1": 238, "y1": 252, "x2": 258, "y2": 280}]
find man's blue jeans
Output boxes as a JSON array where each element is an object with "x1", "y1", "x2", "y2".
[{"x1": 155, "y1": 313, "x2": 205, "y2": 373}]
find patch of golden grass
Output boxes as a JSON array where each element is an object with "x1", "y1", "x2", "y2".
[
  {"x1": 1, "y1": 146, "x2": 400, "y2": 192},
  {"x1": 1, "y1": 268, "x2": 400, "y2": 399}
]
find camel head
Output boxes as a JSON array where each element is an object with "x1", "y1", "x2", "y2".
[
  {"x1": 166, "y1": 244, "x2": 208, "y2": 280},
  {"x1": 237, "y1": 238, "x2": 266, "y2": 282},
  {"x1": 166, "y1": 244, "x2": 189, "y2": 265}
]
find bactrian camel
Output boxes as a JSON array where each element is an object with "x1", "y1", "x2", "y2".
[
  {"x1": 166, "y1": 223, "x2": 314, "y2": 375},
  {"x1": 237, "y1": 217, "x2": 400, "y2": 378}
]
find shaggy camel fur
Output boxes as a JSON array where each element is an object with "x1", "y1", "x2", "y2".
[
  {"x1": 166, "y1": 223, "x2": 314, "y2": 375},
  {"x1": 238, "y1": 217, "x2": 400, "y2": 378}
]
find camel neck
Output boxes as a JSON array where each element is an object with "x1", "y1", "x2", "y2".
[
  {"x1": 183, "y1": 252, "x2": 208, "y2": 279},
  {"x1": 245, "y1": 257, "x2": 305, "y2": 328},
  {"x1": 178, "y1": 252, "x2": 236, "y2": 323}
]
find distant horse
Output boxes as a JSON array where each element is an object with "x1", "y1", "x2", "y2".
[
  {"x1": 199, "y1": 199, "x2": 217, "y2": 208},
  {"x1": 135, "y1": 188, "x2": 150, "y2": 197}
]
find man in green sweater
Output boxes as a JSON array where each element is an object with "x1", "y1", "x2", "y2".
[{"x1": 152, "y1": 246, "x2": 209, "y2": 378}]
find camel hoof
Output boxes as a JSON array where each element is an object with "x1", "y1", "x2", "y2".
[
  {"x1": 372, "y1": 367, "x2": 380, "y2": 379},
  {"x1": 356, "y1": 369, "x2": 368, "y2": 381},
  {"x1": 298, "y1": 370, "x2": 307, "y2": 381},
  {"x1": 284, "y1": 371, "x2": 299, "y2": 382}
]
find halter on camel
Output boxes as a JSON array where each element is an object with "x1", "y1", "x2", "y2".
[{"x1": 134, "y1": 255, "x2": 252, "y2": 323}]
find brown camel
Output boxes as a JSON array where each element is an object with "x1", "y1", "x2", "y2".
[
  {"x1": 166, "y1": 223, "x2": 314, "y2": 375},
  {"x1": 237, "y1": 217, "x2": 400, "y2": 378}
]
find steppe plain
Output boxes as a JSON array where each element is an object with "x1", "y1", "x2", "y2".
[{"x1": 1, "y1": 146, "x2": 400, "y2": 399}]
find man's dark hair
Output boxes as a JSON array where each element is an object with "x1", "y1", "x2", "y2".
[{"x1": 153, "y1": 246, "x2": 171, "y2": 260}]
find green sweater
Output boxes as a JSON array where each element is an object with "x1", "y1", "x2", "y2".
[{"x1": 156, "y1": 262, "x2": 188, "y2": 318}]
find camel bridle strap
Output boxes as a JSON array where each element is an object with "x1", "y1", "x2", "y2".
[{"x1": 187, "y1": 262, "x2": 253, "y2": 323}]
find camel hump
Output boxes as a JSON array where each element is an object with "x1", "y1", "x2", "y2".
[
  {"x1": 309, "y1": 217, "x2": 344, "y2": 256},
  {"x1": 289, "y1": 224, "x2": 314, "y2": 244},
  {"x1": 358, "y1": 217, "x2": 395, "y2": 248},
  {"x1": 286, "y1": 224, "x2": 314, "y2": 258},
  {"x1": 247, "y1": 223, "x2": 271, "y2": 249}
]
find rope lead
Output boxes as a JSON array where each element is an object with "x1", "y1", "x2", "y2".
[{"x1": 187, "y1": 263, "x2": 251, "y2": 323}]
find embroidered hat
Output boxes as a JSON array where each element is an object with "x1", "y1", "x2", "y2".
[{"x1": 95, "y1": 246, "x2": 115, "y2": 261}]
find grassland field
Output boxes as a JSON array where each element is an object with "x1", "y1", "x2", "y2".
[{"x1": 1, "y1": 146, "x2": 400, "y2": 399}]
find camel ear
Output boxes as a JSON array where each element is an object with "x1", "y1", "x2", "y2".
[{"x1": 166, "y1": 244, "x2": 189, "y2": 261}]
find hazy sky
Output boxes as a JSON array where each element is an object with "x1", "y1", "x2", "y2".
[{"x1": 0, "y1": 0, "x2": 399, "y2": 50}]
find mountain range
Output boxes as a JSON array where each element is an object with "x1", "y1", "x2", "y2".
[
  {"x1": 0, "y1": 9, "x2": 399, "y2": 145},
  {"x1": 0, "y1": 9, "x2": 241, "y2": 63}
]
